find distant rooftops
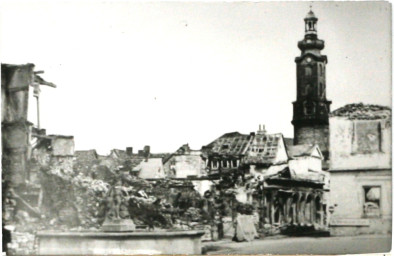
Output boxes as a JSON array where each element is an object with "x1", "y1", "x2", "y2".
[{"x1": 330, "y1": 103, "x2": 391, "y2": 120}]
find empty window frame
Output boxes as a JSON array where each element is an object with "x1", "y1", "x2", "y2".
[{"x1": 363, "y1": 186, "x2": 381, "y2": 218}]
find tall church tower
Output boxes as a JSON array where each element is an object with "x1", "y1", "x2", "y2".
[{"x1": 292, "y1": 10, "x2": 331, "y2": 159}]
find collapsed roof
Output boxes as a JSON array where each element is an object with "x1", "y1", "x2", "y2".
[
  {"x1": 330, "y1": 103, "x2": 391, "y2": 120},
  {"x1": 202, "y1": 132, "x2": 253, "y2": 156},
  {"x1": 202, "y1": 130, "x2": 290, "y2": 166}
]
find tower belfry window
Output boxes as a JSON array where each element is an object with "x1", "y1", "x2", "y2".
[
  {"x1": 304, "y1": 101, "x2": 315, "y2": 115},
  {"x1": 304, "y1": 10, "x2": 318, "y2": 34}
]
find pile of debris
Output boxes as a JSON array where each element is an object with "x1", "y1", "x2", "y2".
[{"x1": 330, "y1": 103, "x2": 391, "y2": 120}]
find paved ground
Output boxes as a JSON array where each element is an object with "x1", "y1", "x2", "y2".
[{"x1": 204, "y1": 234, "x2": 392, "y2": 255}]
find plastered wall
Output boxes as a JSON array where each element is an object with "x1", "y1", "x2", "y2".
[{"x1": 329, "y1": 117, "x2": 391, "y2": 171}]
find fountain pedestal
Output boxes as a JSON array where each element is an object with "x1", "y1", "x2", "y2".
[
  {"x1": 36, "y1": 230, "x2": 205, "y2": 255},
  {"x1": 101, "y1": 218, "x2": 136, "y2": 232}
]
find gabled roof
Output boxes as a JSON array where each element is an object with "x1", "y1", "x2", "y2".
[
  {"x1": 287, "y1": 144, "x2": 323, "y2": 159},
  {"x1": 109, "y1": 149, "x2": 127, "y2": 159},
  {"x1": 202, "y1": 132, "x2": 253, "y2": 156},
  {"x1": 243, "y1": 133, "x2": 287, "y2": 165},
  {"x1": 203, "y1": 129, "x2": 289, "y2": 166},
  {"x1": 175, "y1": 144, "x2": 191, "y2": 154},
  {"x1": 330, "y1": 103, "x2": 391, "y2": 120},
  {"x1": 163, "y1": 144, "x2": 203, "y2": 164}
]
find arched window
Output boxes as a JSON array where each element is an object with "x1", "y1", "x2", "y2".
[
  {"x1": 211, "y1": 160, "x2": 219, "y2": 170},
  {"x1": 232, "y1": 160, "x2": 238, "y2": 168}
]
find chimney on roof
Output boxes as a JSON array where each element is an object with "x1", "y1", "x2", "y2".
[
  {"x1": 257, "y1": 124, "x2": 267, "y2": 135},
  {"x1": 144, "y1": 145, "x2": 150, "y2": 162},
  {"x1": 126, "y1": 147, "x2": 133, "y2": 156}
]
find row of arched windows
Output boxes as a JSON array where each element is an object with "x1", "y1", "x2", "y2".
[{"x1": 210, "y1": 159, "x2": 239, "y2": 170}]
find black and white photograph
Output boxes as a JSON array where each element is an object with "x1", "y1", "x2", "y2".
[{"x1": 1, "y1": 1, "x2": 392, "y2": 255}]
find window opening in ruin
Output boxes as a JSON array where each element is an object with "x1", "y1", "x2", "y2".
[
  {"x1": 363, "y1": 186, "x2": 381, "y2": 217},
  {"x1": 211, "y1": 160, "x2": 219, "y2": 170}
]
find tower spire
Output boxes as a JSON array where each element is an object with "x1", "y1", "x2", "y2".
[
  {"x1": 292, "y1": 9, "x2": 331, "y2": 160},
  {"x1": 304, "y1": 8, "x2": 318, "y2": 35}
]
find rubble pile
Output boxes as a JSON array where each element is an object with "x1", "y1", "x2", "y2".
[
  {"x1": 39, "y1": 167, "x2": 109, "y2": 229},
  {"x1": 15, "y1": 167, "x2": 212, "y2": 231},
  {"x1": 330, "y1": 103, "x2": 391, "y2": 120}
]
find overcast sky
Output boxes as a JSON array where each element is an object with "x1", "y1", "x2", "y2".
[{"x1": 1, "y1": 1, "x2": 391, "y2": 154}]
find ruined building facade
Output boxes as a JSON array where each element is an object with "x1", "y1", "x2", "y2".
[
  {"x1": 292, "y1": 10, "x2": 331, "y2": 159},
  {"x1": 202, "y1": 126, "x2": 329, "y2": 233},
  {"x1": 329, "y1": 104, "x2": 392, "y2": 236},
  {"x1": 2, "y1": 64, "x2": 35, "y2": 187}
]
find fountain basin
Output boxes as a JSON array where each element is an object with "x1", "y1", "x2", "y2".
[{"x1": 37, "y1": 230, "x2": 205, "y2": 255}]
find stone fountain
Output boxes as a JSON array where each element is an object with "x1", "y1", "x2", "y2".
[{"x1": 36, "y1": 174, "x2": 205, "y2": 255}]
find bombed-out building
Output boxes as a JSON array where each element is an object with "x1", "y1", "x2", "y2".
[
  {"x1": 329, "y1": 104, "x2": 392, "y2": 236},
  {"x1": 162, "y1": 144, "x2": 211, "y2": 196},
  {"x1": 202, "y1": 125, "x2": 329, "y2": 233},
  {"x1": 2, "y1": 64, "x2": 36, "y2": 187},
  {"x1": 163, "y1": 144, "x2": 206, "y2": 179}
]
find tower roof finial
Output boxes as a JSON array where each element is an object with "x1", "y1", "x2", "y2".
[{"x1": 305, "y1": 6, "x2": 317, "y2": 21}]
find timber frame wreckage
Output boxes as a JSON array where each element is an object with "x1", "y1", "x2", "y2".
[{"x1": 202, "y1": 126, "x2": 329, "y2": 234}]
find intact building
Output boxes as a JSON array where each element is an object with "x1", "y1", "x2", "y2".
[{"x1": 292, "y1": 10, "x2": 331, "y2": 160}]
